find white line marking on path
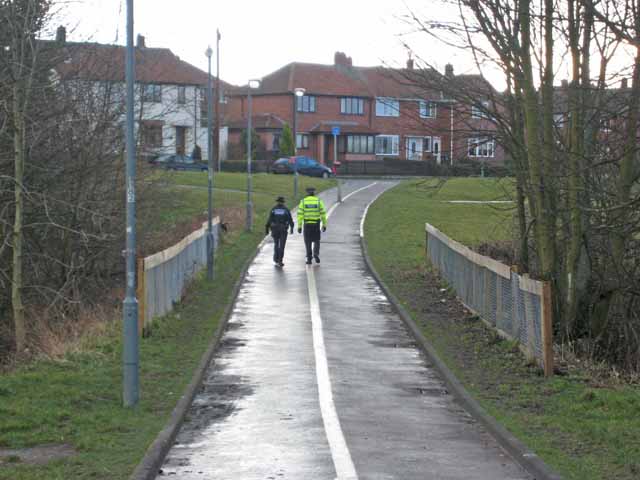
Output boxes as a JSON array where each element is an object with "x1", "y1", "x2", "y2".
[
  {"x1": 306, "y1": 267, "x2": 359, "y2": 480},
  {"x1": 302, "y1": 181, "x2": 381, "y2": 480},
  {"x1": 360, "y1": 188, "x2": 387, "y2": 238},
  {"x1": 327, "y1": 182, "x2": 378, "y2": 219}
]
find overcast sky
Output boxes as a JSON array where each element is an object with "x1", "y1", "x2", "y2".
[{"x1": 55, "y1": 0, "x2": 495, "y2": 87}]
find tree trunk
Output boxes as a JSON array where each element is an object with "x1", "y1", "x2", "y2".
[
  {"x1": 12, "y1": 84, "x2": 26, "y2": 354},
  {"x1": 519, "y1": 0, "x2": 556, "y2": 281}
]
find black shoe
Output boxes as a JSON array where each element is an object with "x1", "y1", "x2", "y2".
[
  {"x1": 314, "y1": 256, "x2": 320, "y2": 264},
  {"x1": 306, "y1": 259, "x2": 312, "y2": 265},
  {"x1": 278, "y1": 261, "x2": 284, "y2": 267}
]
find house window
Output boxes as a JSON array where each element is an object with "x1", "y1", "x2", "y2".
[
  {"x1": 296, "y1": 133, "x2": 309, "y2": 149},
  {"x1": 296, "y1": 95, "x2": 316, "y2": 113},
  {"x1": 272, "y1": 134, "x2": 281, "y2": 151},
  {"x1": 419, "y1": 101, "x2": 437, "y2": 118},
  {"x1": 142, "y1": 84, "x2": 162, "y2": 103},
  {"x1": 141, "y1": 122, "x2": 163, "y2": 148},
  {"x1": 341, "y1": 97, "x2": 364, "y2": 115},
  {"x1": 375, "y1": 135, "x2": 399, "y2": 155},
  {"x1": 376, "y1": 97, "x2": 400, "y2": 117},
  {"x1": 471, "y1": 100, "x2": 491, "y2": 119},
  {"x1": 177, "y1": 86, "x2": 186, "y2": 105},
  {"x1": 468, "y1": 137, "x2": 495, "y2": 157},
  {"x1": 347, "y1": 135, "x2": 374, "y2": 154}
]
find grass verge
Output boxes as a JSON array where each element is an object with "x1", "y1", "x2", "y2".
[
  {"x1": 0, "y1": 173, "x2": 334, "y2": 479},
  {"x1": 364, "y1": 178, "x2": 640, "y2": 480}
]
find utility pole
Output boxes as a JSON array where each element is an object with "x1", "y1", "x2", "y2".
[
  {"x1": 332, "y1": 126, "x2": 341, "y2": 202},
  {"x1": 293, "y1": 88, "x2": 306, "y2": 203},
  {"x1": 206, "y1": 45, "x2": 214, "y2": 280},
  {"x1": 215, "y1": 29, "x2": 221, "y2": 172},
  {"x1": 123, "y1": 0, "x2": 139, "y2": 408}
]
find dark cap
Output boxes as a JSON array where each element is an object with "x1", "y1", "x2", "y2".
[
  {"x1": 306, "y1": 186, "x2": 316, "y2": 194},
  {"x1": 276, "y1": 196, "x2": 285, "y2": 203}
]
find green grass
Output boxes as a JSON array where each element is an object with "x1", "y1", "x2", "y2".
[
  {"x1": 364, "y1": 178, "x2": 640, "y2": 480},
  {"x1": 0, "y1": 231, "x2": 260, "y2": 479},
  {"x1": 0, "y1": 173, "x2": 335, "y2": 479},
  {"x1": 145, "y1": 171, "x2": 334, "y2": 233},
  {"x1": 161, "y1": 170, "x2": 333, "y2": 200},
  {"x1": 366, "y1": 178, "x2": 514, "y2": 277}
]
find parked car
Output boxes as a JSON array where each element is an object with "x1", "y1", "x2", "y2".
[
  {"x1": 150, "y1": 154, "x2": 208, "y2": 172},
  {"x1": 271, "y1": 156, "x2": 333, "y2": 178}
]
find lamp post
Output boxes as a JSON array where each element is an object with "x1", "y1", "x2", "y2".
[
  {"x1": 205, "y1": 45, "x2": 214, "y2": 280},
  {"x1": 293, "y1": 87, "x2": 305, "y2": 203},
  {"x1": 122, "y1": 0, "x2": 139, "y2": 407},
  {"x1": 246, "y1": 79, "x2": 261, "y2": 231},
  {"x1": 215, "y1": 29, "x2": 221, "y2": 172}
]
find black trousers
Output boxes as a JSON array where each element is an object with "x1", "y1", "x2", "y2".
[
  {"x1": 272, "y1": 228, "x2": 288, "y2": 263},
  {"x1": 303, "y1": 223, "x2": 321, "y2": 260}
]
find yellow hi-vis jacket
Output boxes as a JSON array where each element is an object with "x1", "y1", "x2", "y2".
[{"x1": 297, "y1": 195, "x2": 327, "y2": 227}]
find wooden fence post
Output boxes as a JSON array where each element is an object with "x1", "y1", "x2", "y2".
[
  {"x1": 137, "y1": 258, "x2": 145, "y2": 337},
  {"x1": 541, "y1": 281, "x2": 554, "y2": 377}
]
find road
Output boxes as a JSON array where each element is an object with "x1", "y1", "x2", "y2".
[{"x1": 156, "y1": 179, "x2": 531, "y2": 480}]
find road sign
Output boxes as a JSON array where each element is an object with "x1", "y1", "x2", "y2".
[{"x1": 331, "y1": 126, "x2": 340, "y2": 136}]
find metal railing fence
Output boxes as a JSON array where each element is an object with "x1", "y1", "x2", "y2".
[
  {"x1": 425, "y1": 224, "x2": 553, "y2": 376},
  {"x1": 137, "y1": 218, "x2": 220, "y2": 332}
]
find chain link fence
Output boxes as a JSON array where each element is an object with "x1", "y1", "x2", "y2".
[
  {"x1": 425, "y1": 224, "x2": 553, "y2": 376},
  {"x1": 137, "y1": 219, "x2": 220, "y2": 332}
]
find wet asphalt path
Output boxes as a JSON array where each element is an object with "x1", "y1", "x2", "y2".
[{"x1": 157, "y1": 179, "x2": 531, "y2": 480}]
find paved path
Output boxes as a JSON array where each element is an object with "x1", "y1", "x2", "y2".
[{"x1": 157, "y1": 180, "x2": 531, "y2": 480}]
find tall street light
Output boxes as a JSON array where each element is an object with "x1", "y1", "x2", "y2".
[
  {"x1": 293, "y1": 87, "x2": 305, "y2": 203},
  {"x1": 123, "y1": 0, "x2": 139, "y2": 407},
  {"x1": 215, "y1": 29, "x2": 221, "y2": 172},
  {"x1": 205, "y1": 45, "x2": 214, "y2": 280},
  {"x1": 246, "y1": 79, "x2": 261, "y2": 231}
]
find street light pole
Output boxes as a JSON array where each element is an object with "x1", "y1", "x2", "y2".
[
  {"x1": 123, "y1": 0, "x2": 139, "y2": 407},
  {"x1": 206, "y1": 46, "x2": 214, "y2": 280},
  {"x1": 293, "y1": 87, "x2": 305, "y2": 204},
  {"x1": 246, "y1": 80, "x2": 261, "y2": 231},
  {"x1": 215, "y1": 29, "x2": 221, "y2": 172}
]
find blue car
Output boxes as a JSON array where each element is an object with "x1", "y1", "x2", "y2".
[
  {"x1": 271, "y1": 156, "x2": 333, "y2": 178},
  {"x1": 150, "y1": 154, "x2": 208, "y2": 172}
]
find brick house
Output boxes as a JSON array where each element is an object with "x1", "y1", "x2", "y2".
[
  {"x1": 51, "y1": 27, "x2": 230, "y2": 161},
  {"x1": 226, "y1": 52, "x2": 504, "y2": 166}
]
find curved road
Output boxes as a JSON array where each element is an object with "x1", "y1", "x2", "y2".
[{"x1": 157, "y1": 179, "x2": 531, "y2": 480}]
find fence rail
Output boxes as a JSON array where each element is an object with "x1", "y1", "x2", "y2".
[
  {"x1": 425, "y1": 223, "x2": 553, "y2": 376},
  {"x1": 137, "y1": 218, "x2": 220, "y2": 333}
]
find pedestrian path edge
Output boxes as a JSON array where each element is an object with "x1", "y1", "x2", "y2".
[
  {"x1": 129, "y1": 235, "x2": 270, "y2": 480},
  {"x1": 359, "y1": 219, "x2": 563, "y2": 480}
]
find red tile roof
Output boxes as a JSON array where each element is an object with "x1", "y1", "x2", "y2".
[
  {"x1": 52, "y1": 41, "x2": 232, "y2": 88},
  {"x1": 234, "y1": 61, "x2": 448, "y2": 99}
]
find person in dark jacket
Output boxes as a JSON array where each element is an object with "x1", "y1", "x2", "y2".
[{"x1": 265, "y1": 196, "x2": 295, "y2": 267}]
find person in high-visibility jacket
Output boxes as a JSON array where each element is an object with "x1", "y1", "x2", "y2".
[{"x1": 297, "y1": 186, "x2": 327, "y2": 265}]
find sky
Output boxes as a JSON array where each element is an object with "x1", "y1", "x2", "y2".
[{"x1": 53, "y1": 0, "x2": 497, "y2": 87}]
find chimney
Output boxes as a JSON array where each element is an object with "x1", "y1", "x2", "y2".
[
  {"x1": 137, "y1": 34, "x2": 146, "y2": 48},
  {"x1": 621, "y1": 78, "x2": 628, "y2": 89},
  {"x1": 56, "y1": 25, "x2": 66, "y2": 43},
  {"x1": 407, "y1": 57, "x2": 414, "y2": 70},
  {"x1": 334, "y1": 51, "x2": 352, "y2": 67},
  {"x1": 445, "y1": 63, "x2": 454, "y2": 77}
]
